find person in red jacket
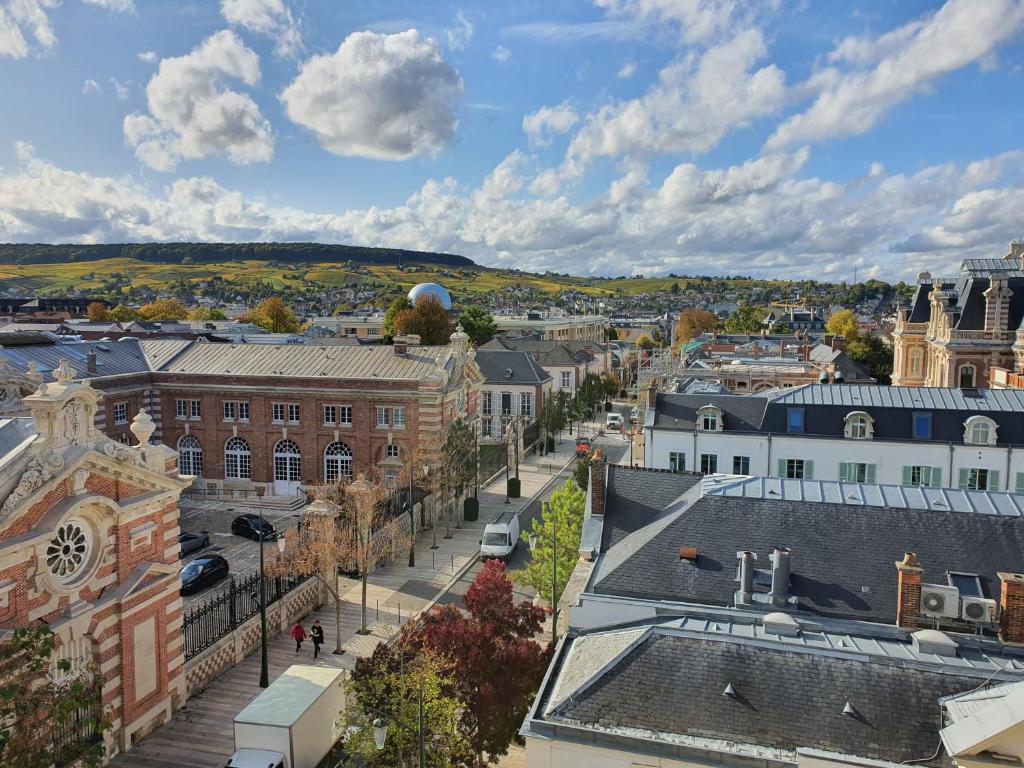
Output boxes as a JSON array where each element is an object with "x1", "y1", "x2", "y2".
[{"x1": 290, "y1": 622, "x2": 307, "y2": 654}]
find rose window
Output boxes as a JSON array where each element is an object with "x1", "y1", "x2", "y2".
[{"x1": 45, "y1": 519, "x2": 92, "y2": 583}]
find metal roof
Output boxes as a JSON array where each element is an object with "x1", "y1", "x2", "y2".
[
  {"x1": 961, "y1": 258, "x2": 1024, "y2": 277},
  {"x1": 766, "y1": 383, "x2": 1024, "y2": 412},
  {"x1": 702, "y1": 475, "x2": 1024, "y2": 517},
  {"x1": 138, "y1": 339, "x2": 192, "y2": 370},
  {"x1": 0, "y1": 338, "x2": 152, "y2": 381}
]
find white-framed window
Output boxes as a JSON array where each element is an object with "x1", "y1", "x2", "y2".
[
  {"x1": 368, "y1": 327, "x2": 381, "y2": 337},
  {"x1": 190, "y1": 400, "x2": 201, "y2": 419},
  {"x1": 519, "y1": 392, "x2": 533, "y2": 417},
  {"x1": 481, "y1": 392, "x2": 493, "y2": 416},
  {"x1": 393, "y1": 407, "x2": 406, "y2": 428},
  {"x1": 272, "y1": 403, "x2": 285, "y2": 423},
  {"x1": 700, "y1": 453, "x2": 717, "y2": 474},
  {"x1": 273, "y1": 439, "x2": 301, "y2": 482},
  {"x1": 964, "y1": 415, "x2": 997, "y2": 446},
  {"x1": 669, "y1": 452, "x2": 685, "y2": 472},
  {"x1": 324, "y1": 442, "x2": 353, "y2": 482},
  {"x1": 909, "y1": 348, "x2": 924, "y2": 378},
  {"x1": 903, "y1": 466, "x2": 941, "y2": 487},
  {"x1": 376, "y1": 406, "x2": 405, "y2": 428},
  {"x1": 500, "y1": 393, "x2": 512, "y2": 417},
  {"x1": 839, "y1": 462, "x2": 876, "y2": 483},
  {"x1": 177, "y1": 435, "x2": 203, "y2": 477},
  {"x1": 223, "y1": 401, "x2": 236, "y2": 421},
  {"x1": 481, "y1": 418, "x2": 493, "y2": 438},
  {"x1": 698, "y1": 405, "x2": 721, "y2": 432},
  {"x1": 175, "y1": 399, "x2": 187, "y2": 419},
  {"x1": 113, "y1": 402, "x2": 128, "y2": 425},
  {"x1": 959, "y1": 468, "x2": 999, "y2": 491},
  {"x1": 779, "y1": 459, "x2": 813, "y2": 479},
  {"x1": 288, "y1": 404, "x2": 300, "y2": 424},
  {"x1": 339, "y1": 405, "x2": 352, "y2": 425},
  {"x1": 959, "y1": 364, "x2": 977, "y2": 389},
  {"x1": 224, "y1": 437, "x2": 251, "y2": 479},
  {"x1": 843, "y1": 411, "x2": 874, "y2": 439},
  {"x1": 733, "y1": 456, "x2": 750, "y2": 475},
  {"x1": 561, "y1": 371, "x2": 571, "y2": 388},
  {"x1": 376, "y1": 406, "x2": 389, "y2": 427},
  {"x1": 385, "y1": 444, "x2": 399, "y2": 459},
  {"x1": 323, "y1": 405, "x2": 337, "y2": 426}
]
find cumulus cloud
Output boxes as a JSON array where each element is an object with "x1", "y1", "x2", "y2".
[
  {"x1": 137, "y1": 50, "x2": 157, "y2": 63},
  {"x1": 491, "y1": 44, "x2": 511, "y2": 62},
  {"x1": 220, "y1": 0, "x2": 303, "y2": 59},
  {"x1": 280, "y1": 29, "x2": 462, "y2": 161},
  {"x1": 82, "y1": 0, "x2": 135, "y2": 11},
  {"x1": 523, "y1": 102, "x2": 578, "y2": 148},
  {"x1": 767, "y1": 0, "x2": 1024, "y2": 150},
  {"x1": 0, "y1": 0, "x2": 58, "y2": 59},
  {"x1": 123, "y1": 30, "x2": 273, "y2": 172},
  {"x1": 446, "y1": 9, "x2": 473, "y2": 50}
]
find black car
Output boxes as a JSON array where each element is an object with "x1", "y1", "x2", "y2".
[
  {"x1": 180, "y1": 554, "x2": 229, "y2": 596},
  {"x1": 178, "y1": 532, "x2": 210, "y2": 557},
  {"x1": 230, "y1": 514, "x2": 278, "y2": 541}
]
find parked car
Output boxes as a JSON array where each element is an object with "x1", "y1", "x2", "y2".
[
  {"x1": 630, "y1": 406, "x2": 639, "y2": 423},
  {"x1": 231, "y1": 514, "x2": 279, "y2": 541},
  {"x1": 575, "y1": 437, "x2": 592, "y2": 457},
  {"x1": 605, "y1": 413, "x2": 623, "y2": 430},
  {"x1": 178, "y1": 532, "x2": 210, "y2": 557},
  {"x1": 180, "y1": 554, "x2": 229, "y2": 596}
]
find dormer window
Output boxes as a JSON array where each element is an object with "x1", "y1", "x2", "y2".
[
  {"x1": 698, "y1": 405, "x2": 722, "y2": 432},
  {"x1": 844, "y1": 411, "x2": 874, "y2": 440},
  {"x1": 964, "y1": 415, "x2": 997, "y2": 446}
]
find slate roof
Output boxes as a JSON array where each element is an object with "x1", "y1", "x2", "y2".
[
  {"x1": 590, "y1": 488, "x2": 1024, "y2": 623},
  {"x1": 650, "y1": 392, "x2": 768, "y2": 431},
  {"x1": 543, "y1": 626, "x2": 999, "y2": 766},
  {"x1": 0, "y1": 338, "x2": 152, "y2": 381},
  {"x1": 482, "y1": 337, "x2": 591, "y2": 367},
  {"x1": 602, "y1": 465, "x2": 702, "y2": 549},
  {"x1": 474, "y1": 349, "x2": 550, "y2": 384},
  {"x1": 906, "y1": 257, "x2": 1024, "y2": 332}
]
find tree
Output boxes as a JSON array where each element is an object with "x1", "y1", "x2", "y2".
[
  {"x1": 0, "y1": 626, "x2": 109, "y2": 768},
  {"x1": 578, "y1": 373, "x2": 605, "y2": 416},
  {"x1": 188, "y1": 307, "x2": 227, "y2": 321},
  {"x1": 86, "y1": 302, "x2": 109, "y2": 323},
  {"x1": 606, "y1": 327, "x2": 620, "y2": 341},
  {"x1": 724, "y1": 305, "x2": 765, "y2": 333},
  {"x1": 383, "y1": 296, "x2": 413, "y2": 342},
  {"x1": 573, "y1": 449, "x2": 593, "y2": 491},
  {"x1": 457, "y1": 306, "x2": 497, "y2": 347},
  {"x1": 394, "y1": 296, "x2": 455, "y2": 345},
  {"x1": 600, "y1": 374, "x2": 619, "y2": 399},
  {"x1": 344, "y1": 645, "x2": 472, "y2": 768},
  {"x1": 538, "y1": 390, "x2": 569, "y2": 452},
  {"x1": 674, "y1": 308, "x2": 717, "y2": 345},
  {"x1": 445, "y1": 418, "x2": 477, "y2": 504},
  {"x1": 138, "y1": 298, "x2": 188, "y2": 321},
  {"x1": 242, "y1": 297, "x2": 300, "y2": 333},
  {"x1": 826, "y1": 309, "x2": 858, "y2": 339},
  {"x1": 513, "y1": 479, "x2": 585, "y2": 607},
  {"x1": 108, "y1": 304, "x2": 140, "y2": 323},
  {"x1": 635, "y1": 333, "x2": 655, "y2": 350},
  {"x1": 402, "y1": 561, "x2": 550, "y2": 765},
  {"x1": 847, "y1": 332, "x2": 893, "y2": 381}
]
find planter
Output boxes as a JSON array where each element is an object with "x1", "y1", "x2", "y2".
[
  {"x1": 604, "y1": 401, "x2": 612, "y2": 411},
  {"x1": 545, "y1": 435, "x2": 555, "y2": 452},
  {"x1": 507, "y1": 477, "x2": 521, "y2": 499},
  {"x1": 463, "y1": 496, "x2": 479, "y2": 522}
]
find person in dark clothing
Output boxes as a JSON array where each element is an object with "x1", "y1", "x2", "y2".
[
  {"x1": 290, "y1": 622, "x2": 307, "y2": 654},
  {"x1": 310, "y1": 619, "x2": 325, "y2": 658}
]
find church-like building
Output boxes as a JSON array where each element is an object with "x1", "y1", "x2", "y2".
[
  {"x1": 0, "y1": 360, "x2": 190, "y2": 757},
  {"x1": 892, "y1": 240, "x2": 1024, "y2": 388}
]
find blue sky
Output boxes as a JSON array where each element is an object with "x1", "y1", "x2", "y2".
[{"x1": 1, "y1": 0, "x2": 1023, "y2": 281}]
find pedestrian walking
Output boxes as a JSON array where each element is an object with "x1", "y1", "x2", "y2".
[
  {"x1": 290, "y1": 621, "x2": 307, "y2": 654},
  {"x1": 310, "y1": 619, "x2": 324, "y2": 659}
]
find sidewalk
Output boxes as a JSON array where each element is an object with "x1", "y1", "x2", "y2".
[{"x1": 111, "y1": 438, "x2": 577, "y2": 768}]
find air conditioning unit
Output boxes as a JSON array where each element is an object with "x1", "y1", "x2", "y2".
[
  {"x1": 961, "y1": 596, "x2": 998, "y2": 626},
  {"x1": 921, "y1": 584, "x2": 960, "y2": 619}
]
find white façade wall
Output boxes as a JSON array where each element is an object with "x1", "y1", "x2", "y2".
[{"x1": 644, "y1": 427, "x2": 1024, "y2": 492}]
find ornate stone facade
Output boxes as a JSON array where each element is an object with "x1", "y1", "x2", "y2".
[{"x1": 892, "y1": 241, "x2": 1024, "y2": 388}]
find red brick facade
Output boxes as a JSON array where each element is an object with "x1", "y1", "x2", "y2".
[
  {"x1": 895, "y1": 553, "x2": 923, "y2": 629},
  {"x1": 999, "y1": 572, "x2": 1024, "y2": 644}
]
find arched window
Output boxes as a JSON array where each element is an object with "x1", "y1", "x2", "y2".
[
  {"x1": 697, "y1": 405, "x2": 723, "y2": 432},
  {"x1": 964, "y1": 415, "x2": 997, "y2": 446},
  {"x1": 959, "y1": 364, "x2": 977, "y2": 389},
  {"x1": 909, "y1": 348, "x2": 924, "y2": 378},
  {"x1": 843, "y1": 411, "x2": 874, "y2": 440},
  {"x1": 225, "y1": 437, "x2": 251, "y2": 479},
  {"x1": 273, "y1": 440, "x2": 302, "y2": 483},
  {"x1": 177, "y1": 435, "x2": 203, "y2": 476},
  {"x1": 324, "y1": 442, "x2": 353, "y2": 483}
]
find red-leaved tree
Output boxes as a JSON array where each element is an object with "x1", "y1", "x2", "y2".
[{"x1": 400, "y1": 560, "x2": 552, "y2": 766}]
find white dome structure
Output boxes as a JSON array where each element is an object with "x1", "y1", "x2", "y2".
[{"x1": 408, "y1": 282, "x2": 452, "y2": 311}]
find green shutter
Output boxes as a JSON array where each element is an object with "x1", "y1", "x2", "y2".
[
  {"x1": 838, "y1": 462, "x2": 850, "y2": 482},
  {"x1": 958, "y1": 468, "x2": 970, "y2": 490},
  {"x1": 930, "y1": 468, "x2": 942, "y2": 488},
  {"x1": 902, "y1": 466, "x2": 913, "y2": 486},
  {"x1": 805, "y1": 460, "x2": 814, "y2": 480},
  {"x1": 778, "y1": 459, "x2": 786, "y2": 477},
  {"x1": 1016, "y1": 473, "x2": 1024, "y2": 494},
  {"x1": 866, "y1": 464, "x2": 876, "y2": 484},
  {"x1": 990, "y1": 470, "x2": 1001, "y2": 491}
]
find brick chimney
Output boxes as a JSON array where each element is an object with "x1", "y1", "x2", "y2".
[
  {"x1": 998, "y1": 572, "x2": 1024, "y2": 644},
  {"x1": 646, "y1": 383, "x2": 657, "y2": 410},
  {"x1": 393, "y1": 337, "x2": 407, "y2": 355},
  {"x1": 589, "y1": 449, "x2": 607, "y2": 516},
  {"x1": 831, "y1": 336, "x2": 846, "y2": 353},
  {"x1": 801, "y1": 345, "x2": 810, "y2": 362},
  {"x1": 86, "y1": 351, "x2": 97, "y2": 374},
  {"x1": 895, "y1": 552, "x2": 923, "y2": 629}
]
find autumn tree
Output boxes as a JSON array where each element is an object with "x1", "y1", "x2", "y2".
[
  {"x1": 188, "y1": 307, "x2": 227, "y2": 322},
  {"x1": 242, "y1": 297, "x2": 300, "y2": 333},
  {"x1": 674, "y1": 308, "x2": 717, "y2": 345},
  {"x1": 394, "y1": 295, "x2": 455, "y2": 345},
  {"x1": 457, "y1": 306, "x2": 497, "y2": 346},
  {"x1": 138, "y1": 298, "x2": 188, "y2": 321},
  {"x1": 635, "y1": 333, "x2": 655, "y2": 350},
  {"x1": 86, "y1": 302, "x2": 109, "y2": 323},
  {"x1": 724, "y1": 304, "x2": 765, "y2": 333},
  {"x1": 513, "y1": 479, "x2": 586, "y2": 609},
  {"x1": 826, "y1": 308, "x2": 858, "y2": 339},
  {"x1": 108, "y1": 304, "x2": 140, "y2": 323},
  {"x1": 0, "y1": 626, "x2": 109, "y2": 768},
  {"x1": 383, "y1": 296, "x2": 413, "y2": 341},
  {"x1": 402, "y1": 560, "x2": 550, "y2": 765}
]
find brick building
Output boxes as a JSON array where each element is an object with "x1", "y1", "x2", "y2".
[{"x1": 0, "y1": 361, "x2": 190, "y2": 757}]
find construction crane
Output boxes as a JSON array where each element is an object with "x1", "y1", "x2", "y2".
[{"x1": 770, "y1": 297, "x2": 807, "y2": 321}]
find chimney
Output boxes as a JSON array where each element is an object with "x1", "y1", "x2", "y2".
[
  {"x1": 895, "y1": 552, "x2": 923, "y2": 629},
  {"x1": 86, "y1": 351, "x2": 97, "y2": 374},
  {"x1": 393, "y1": 336, "x2": 408, "y2": 355},
  {"x1": 801, "y1": 345, "x2": 810, "y2": 362},
  {"x1": 646, "y1": 383, "x2": 657, "y2": 410},
  {"x1": 1009, "y1": 240, "x2": 1024, "y2": 264},
  {"x1": 998, "y1": 572, "x2": 1024, "y2": 644},
  {"x1": 769, "y1": 547, "x2": 791, "y2": 606},
  {"x1": 589, "y1": 449, "x2": 607, "y2": 516},
  {"x1": 753, "y1": 342, "x2": 760, "y2": 360},
  {"x1": 831, "y1": 336, "x2": 846, "y2": 353},
  {"x1": 737, "y1": 551, "x2": 756, "y2": 604}
]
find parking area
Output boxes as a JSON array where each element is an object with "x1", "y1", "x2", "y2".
[{"x1": 178, "y1": 500, "x2": 305, "y2": 605}]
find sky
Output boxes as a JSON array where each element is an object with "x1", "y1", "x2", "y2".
[{"x1": 0, "y1": 0, "x2": 1023, "y2": 282}]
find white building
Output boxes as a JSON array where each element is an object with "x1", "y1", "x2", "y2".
[{"x1": 643, "y1": 383, "x2": 1024, "y2": 492}]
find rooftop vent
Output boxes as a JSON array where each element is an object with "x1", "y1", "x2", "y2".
[
  {"x1": 722, "y1": 683, "x2": 737, "y2": 698},
  {"x1": 911, "y1": 629, "x2": 958, "y2": 658},
  {"x1": 503, "y1": 368, "x2": 513, "y2": 378},
  {"x1": 842, "y1": 701, "x2": 858, "y2": 717}
]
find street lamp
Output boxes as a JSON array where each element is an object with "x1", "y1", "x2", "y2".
[
  {"x1": 369, "y1": 685, "x2": 426, "y2": 768},
  {"x1": 257, "y1": 500, "x2": 287, "y2": 689},
  {"x1": 528, "y1": 500, "x2": 559, "y2": 644}
]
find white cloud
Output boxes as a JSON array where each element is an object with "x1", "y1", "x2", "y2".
[
  {"x1": 523, "y1": 102, "x2": 578, "y2": 148},
  {"x1": 82, "y1": 79, "x2": 102, "y2": 95},
  {"x1": 617, "y1": 60, "x2": 637, "y2": 79},
  {"x1": 123, "y1": 30, "x2": 274, "y2": 172},
  {"x1": 446, "y1": 9, "x2": 473, "y2": 50},
  {"x1": 280, "y1": 29, "x2": 462, "y2": 161},
  {"x1": 137, "y1": 50, "x2": 157, "y2": 63},
  {"x1": 491, "y1": 44, "x2": 511, "y2": 63},
  {"x1": 767, "y1": 0, "x2": 1024, "y2": 150},
  {"x1": 593, "y1": 0, "x2": 743, "y2": 44},
  {"x1": 220, "y1": 0, "x2": 302, "y2": 59},
  {"x1": 109, "y1": 77, "x2": 129, "y2": 100},
  {"x1": 0, "y1": 0, "x2": 58, "y2": 59},
  {"x1": 82, "y1": 0, "x2": 135, "y2": 12}
]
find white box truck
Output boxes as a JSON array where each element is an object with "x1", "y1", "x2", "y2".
[
  {"x1": 225, "y1": 665, "x2": 346, "y2": 768},
  {"x1": 480, "y1": 509, "x2": 520, "y2": 562}
]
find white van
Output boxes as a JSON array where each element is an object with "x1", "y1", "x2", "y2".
[
  {"x1": 480, "y1": 515, "x2": 520, "y2": 562},
  {"x1": 605, "y1": 412, "x2": 623, "y2": 430}
]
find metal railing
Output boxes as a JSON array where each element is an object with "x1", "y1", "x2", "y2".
[
  {"x1": 182, "y1": 486, "x2": 309, "y2": 502},
  {"x1": 51, "y1": 680, "x2": 104, "y2": 763},
  {"x1": 182, "y1": 571, "x2": 311, "y2": 661}
]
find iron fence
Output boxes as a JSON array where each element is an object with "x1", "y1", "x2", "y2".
[
  {"x1": 477, "y1": 443, "x2": 507, "y2": 483},
  {"x1": 182, "y1": 571, "x2": 311, "y2": 661},
  {"x1": 51, "y1": 680, "x2": 104, "y2": 764},
  {"x1": 522, "y1": 418, "x2": 540, "y2": 451},
  {"x1": 182, "y1": 486, "x2": 308, "y2": 502}
]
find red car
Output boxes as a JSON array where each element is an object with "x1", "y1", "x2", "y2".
[{"x1": 575, "y1": 437, "x2": 592, "y2": 457}]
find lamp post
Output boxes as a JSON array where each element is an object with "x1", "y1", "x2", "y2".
[
  {"x1": 370, "y1": 684, "x2": 426, "y2": 768},
  {"x1": 528, "y1": 501, "x2": 559, "y2": 644},
  {"x1": 257, "y1": 499, "x2": 287, "y2": 689}
]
